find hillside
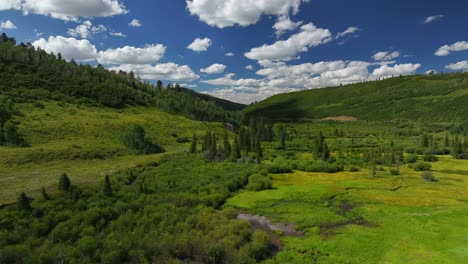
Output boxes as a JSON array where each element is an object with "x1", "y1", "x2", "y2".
[
  {"x1": 173, "y1": 86, "x2": 246, "y2": 111},
  {"x1": 0, "y1": 34, "x2": 242, "y2": 124},
  {"x1": 245, "y1": 73, "x2": 468, "y2": 122}
]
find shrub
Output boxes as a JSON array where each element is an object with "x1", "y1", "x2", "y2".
[
  {"x1": 176, "y1": 136, "x2": 190, "y2": 143},
  {"x1": 349, "y1": 166, "x2": 360, "y2": 172},
  {"x1": 266, "y1": 158, "x2": 292, "y2": 174},
  {"x1": 422, "y1": 171, "x2": 438, "y2": 182},
  {"x1": 423, "y1": 151, "x2": 438, "y2": 162},
  {"x1": 413, "y1": 162, "x2": 432, "y2": 171},
  {"x1": 389, "y1": 168, "x2": 400, "y2": 175},
  {"x1": 246, "y1": 174, "x2": 272, "y2": 191},
  {"x1": 294, "y1": 159, "x2": 344, "y2": 173},
  {"x1": 405, "y1": 154, "x2": 418, "y2": 164}
]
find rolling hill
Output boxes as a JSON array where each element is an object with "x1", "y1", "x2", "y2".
[{"x1": 245, "y1": 73, "x2": 468, "y2": 122}]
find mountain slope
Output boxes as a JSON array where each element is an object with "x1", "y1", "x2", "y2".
[
  {"x1": 0, "y1": 34, "x2": 242, "y2": 124},
  {"x1": 245, "y1": 73, "x2": 468, "y2": 122}
]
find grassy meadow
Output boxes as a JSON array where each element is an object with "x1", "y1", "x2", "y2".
[
  {"x1": 0, "y1": 101, "x2": 226, "y2": 205},
  {"x1": 226, "y1": 155, "x2": 468, "y2": 263}
]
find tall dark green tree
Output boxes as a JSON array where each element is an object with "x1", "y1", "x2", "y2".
[
  {"x1": 17, "y1": 192, "x2": 31, "y2": 211},
  {"x1": 59, "y1": 173, "x2": 71, "y2": 192},
  {"x1": 322, "y1": 141, "x2": 330, "y2": 161},
  {"x1": 444, "y1": 134, "x2": 450, "y2": 147},
  {"x1": 103, "y1": 175, "x2": 113, "y2": 197},
  {"x1": 122, "y1": 125, "x2": 164, "y2": 154},
  {"x1": 275, "y1": 124, "x2": 288, "y2": 151},
  {"x1": 41, "y1": 187, "x2": 50, "y2": 200},
  {"x1": 232, "y1": 135, "x2": 241, "y2": 161},
  {"x1": 313, "y1": 131, "x2": 325, "y2": 159},
  {"x1": 223, "y1": 131, "x2": 231, "y2": 158},
  {"x1": 3, "y1": 120, "x2": 26, "y2": 147},
  {"x1": 421, "y1": 134, "x2": 429, "y2": 148},
  {"x1": 190, "y1": 134, "x2": 197, "y2": 154}
]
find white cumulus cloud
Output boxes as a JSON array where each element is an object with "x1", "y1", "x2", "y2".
[
  {"x1": 201, "y1": 64, "x2": 227, "y2": 74},
  {"x1": 68, "y1": 20, "x2": 106, "y2": 39},
  {"x1": 0, "y1": 20, "x2": 17, "y2": 29},
  {"x1": 202, "y1": 73, "x2": 264, "y2": 87},
  {"x1": 245, "y1": 23, "x2": 332, "y2": 61},
  {"x1": 0, "y1": 0, "x2": 21, "y2": 10},
  {"x1": 372, "y1": 63, "x2": 421, "y2": 78},
  {"x1": 186, "y1": 0, "x2": 306, "y2": 28},
  {"x1": 98, "y1": 44, "x2": 166, "y2": 65},
  {"x1": 225, "y1": 52, "x2": 234, "y2": 56},
  {"x1": 187, "y1": 37, "x2": 212, "y2": 52},
  {"x1": 435, "y1": 41, "x2": 468, "y2": 56},
  {"x1": 129, "y1": 19, "x2": 142, "y2": 27},
  {"x1": 372, "y1": 51, "x2": 400, "y2": 61},
  {"x1": 445, "y1": 61, "x2": 468, "y2": 70},
  {"x1": 110, "y1": 63, "x2": 200, "y2": 82},
  {"x1": 32, "y1": 36, "x2": 98, "y2": 61},
  {"x1": 273, "y1": 16, "x2": 302, "y2": 36},
  {"x1": 21, "y1": 0, "x2": 127, "y2": 21}
]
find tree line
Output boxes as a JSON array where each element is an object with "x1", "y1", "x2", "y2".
[{"x1": 0, "y1": 33, "x2": 242, "y2": 125}]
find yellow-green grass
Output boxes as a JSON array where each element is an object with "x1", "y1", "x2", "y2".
[
  {"x1": 226, "y1": 157, "x2": 468, "y2": 263},
  {"x1": 0, "y1": 101, "x2": 225, "y2": 205}
]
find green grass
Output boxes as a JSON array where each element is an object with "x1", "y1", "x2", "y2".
[
  {"x1": 225, "y1": 157, "x2": 468, "y2": 263},
  {"x1": 0, "y1": 101, "x2": 227, "y2": 205}
]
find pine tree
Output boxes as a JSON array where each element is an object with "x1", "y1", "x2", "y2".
[
  {"x1": 17, "y1": 192, "x2": 31, "y2": 211},
  {"x1": 190, "y1": 134, "x2": 197, "y2": 154},
  {"x1": 444, "y1": 134, "x2": 450, "y2": 147},
  {"x1": 103, "y1": 175, "x2": 113, "y2": 197},
  {"x1": 41, "y1": 187, "x2": 50, "y2": 200},
  {"x1": 223, "y1": 131, "x2": 231, "y2": 158},
  {"x1": 209, "y1": 134, "x2": 217, "y2": 161},
  {"x1": 314, "y1": 131, "x2": 325, "y2": 159},
  {"x1": 69, "y1": 185, "x2": 80, "y2": 201},
  {"x1": 421, "y1": 134, "x2": 429, "y2": 148},
  {"x1": 322, "y1": 141, "x2": 330, "y2": 161},
  {"x1": 232, "y1": 135, "x2": 241, "y2": 161},
  {"x1": 59, "y1": 173, "x2": 71, "y2": 192}
]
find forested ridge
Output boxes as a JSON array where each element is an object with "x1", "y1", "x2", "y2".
[
  {"x1": 245, "y1": 71, "x2": 468, "y2": 122},
  {"x1": 0, "y1": 33, "x2": 243, "y2": 124}
]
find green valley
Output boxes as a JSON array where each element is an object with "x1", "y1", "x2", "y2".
[{"x1": 1, "y1": 33, "x2": 467, "y2": 264}]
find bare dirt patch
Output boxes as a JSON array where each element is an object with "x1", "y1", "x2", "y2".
[
  {"x1": 237, "y1": 214, "x2": 303, "y2": 255},
  {"x1": 322, "y1": 116, "x2": 358, "y2": 121}
]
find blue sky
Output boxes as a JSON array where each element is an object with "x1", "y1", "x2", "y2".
[{"x1": 1, "y1": 0, "x2": 467, "y2": 103}]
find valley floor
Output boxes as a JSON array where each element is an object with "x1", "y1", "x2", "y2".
[{"x1": 226, "y1": 156, "x2": 468, "y2": 263}]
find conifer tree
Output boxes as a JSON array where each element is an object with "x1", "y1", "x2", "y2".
[
  {"x1": 232, "y1": 135, "x2": 241, "y2": 161},
  {"x1": 223, "y1": 131, "x2": 231, "y2": 158},
  {"x1": 59, "y1": 173, "x2": 71, "y2": 192},
  {"x1": 3, "y1": 120, "x2": 26, "y2": 147},
  {"x1": 322, "y1": 141, "x2": 330, "y2": 161},
  {"x1": 190, "y1": 134, "x2": 197, "y2": 154},
  {"x1": 104, "y1": 175, "x2": 113, "y2": 197},
  {"x1": 17, "y1": 192, "x2": 31, "y2": 211},
  {"x1": 421, "y1": 134, "x2": 429, "y2": 148},
  {"x1": 41, "y1": 187, "x2": 50, "y2": 200}
]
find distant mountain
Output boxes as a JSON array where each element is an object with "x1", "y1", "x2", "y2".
[{"x1": 245, "y1": 73, "x2": 468, "y2": 122}]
